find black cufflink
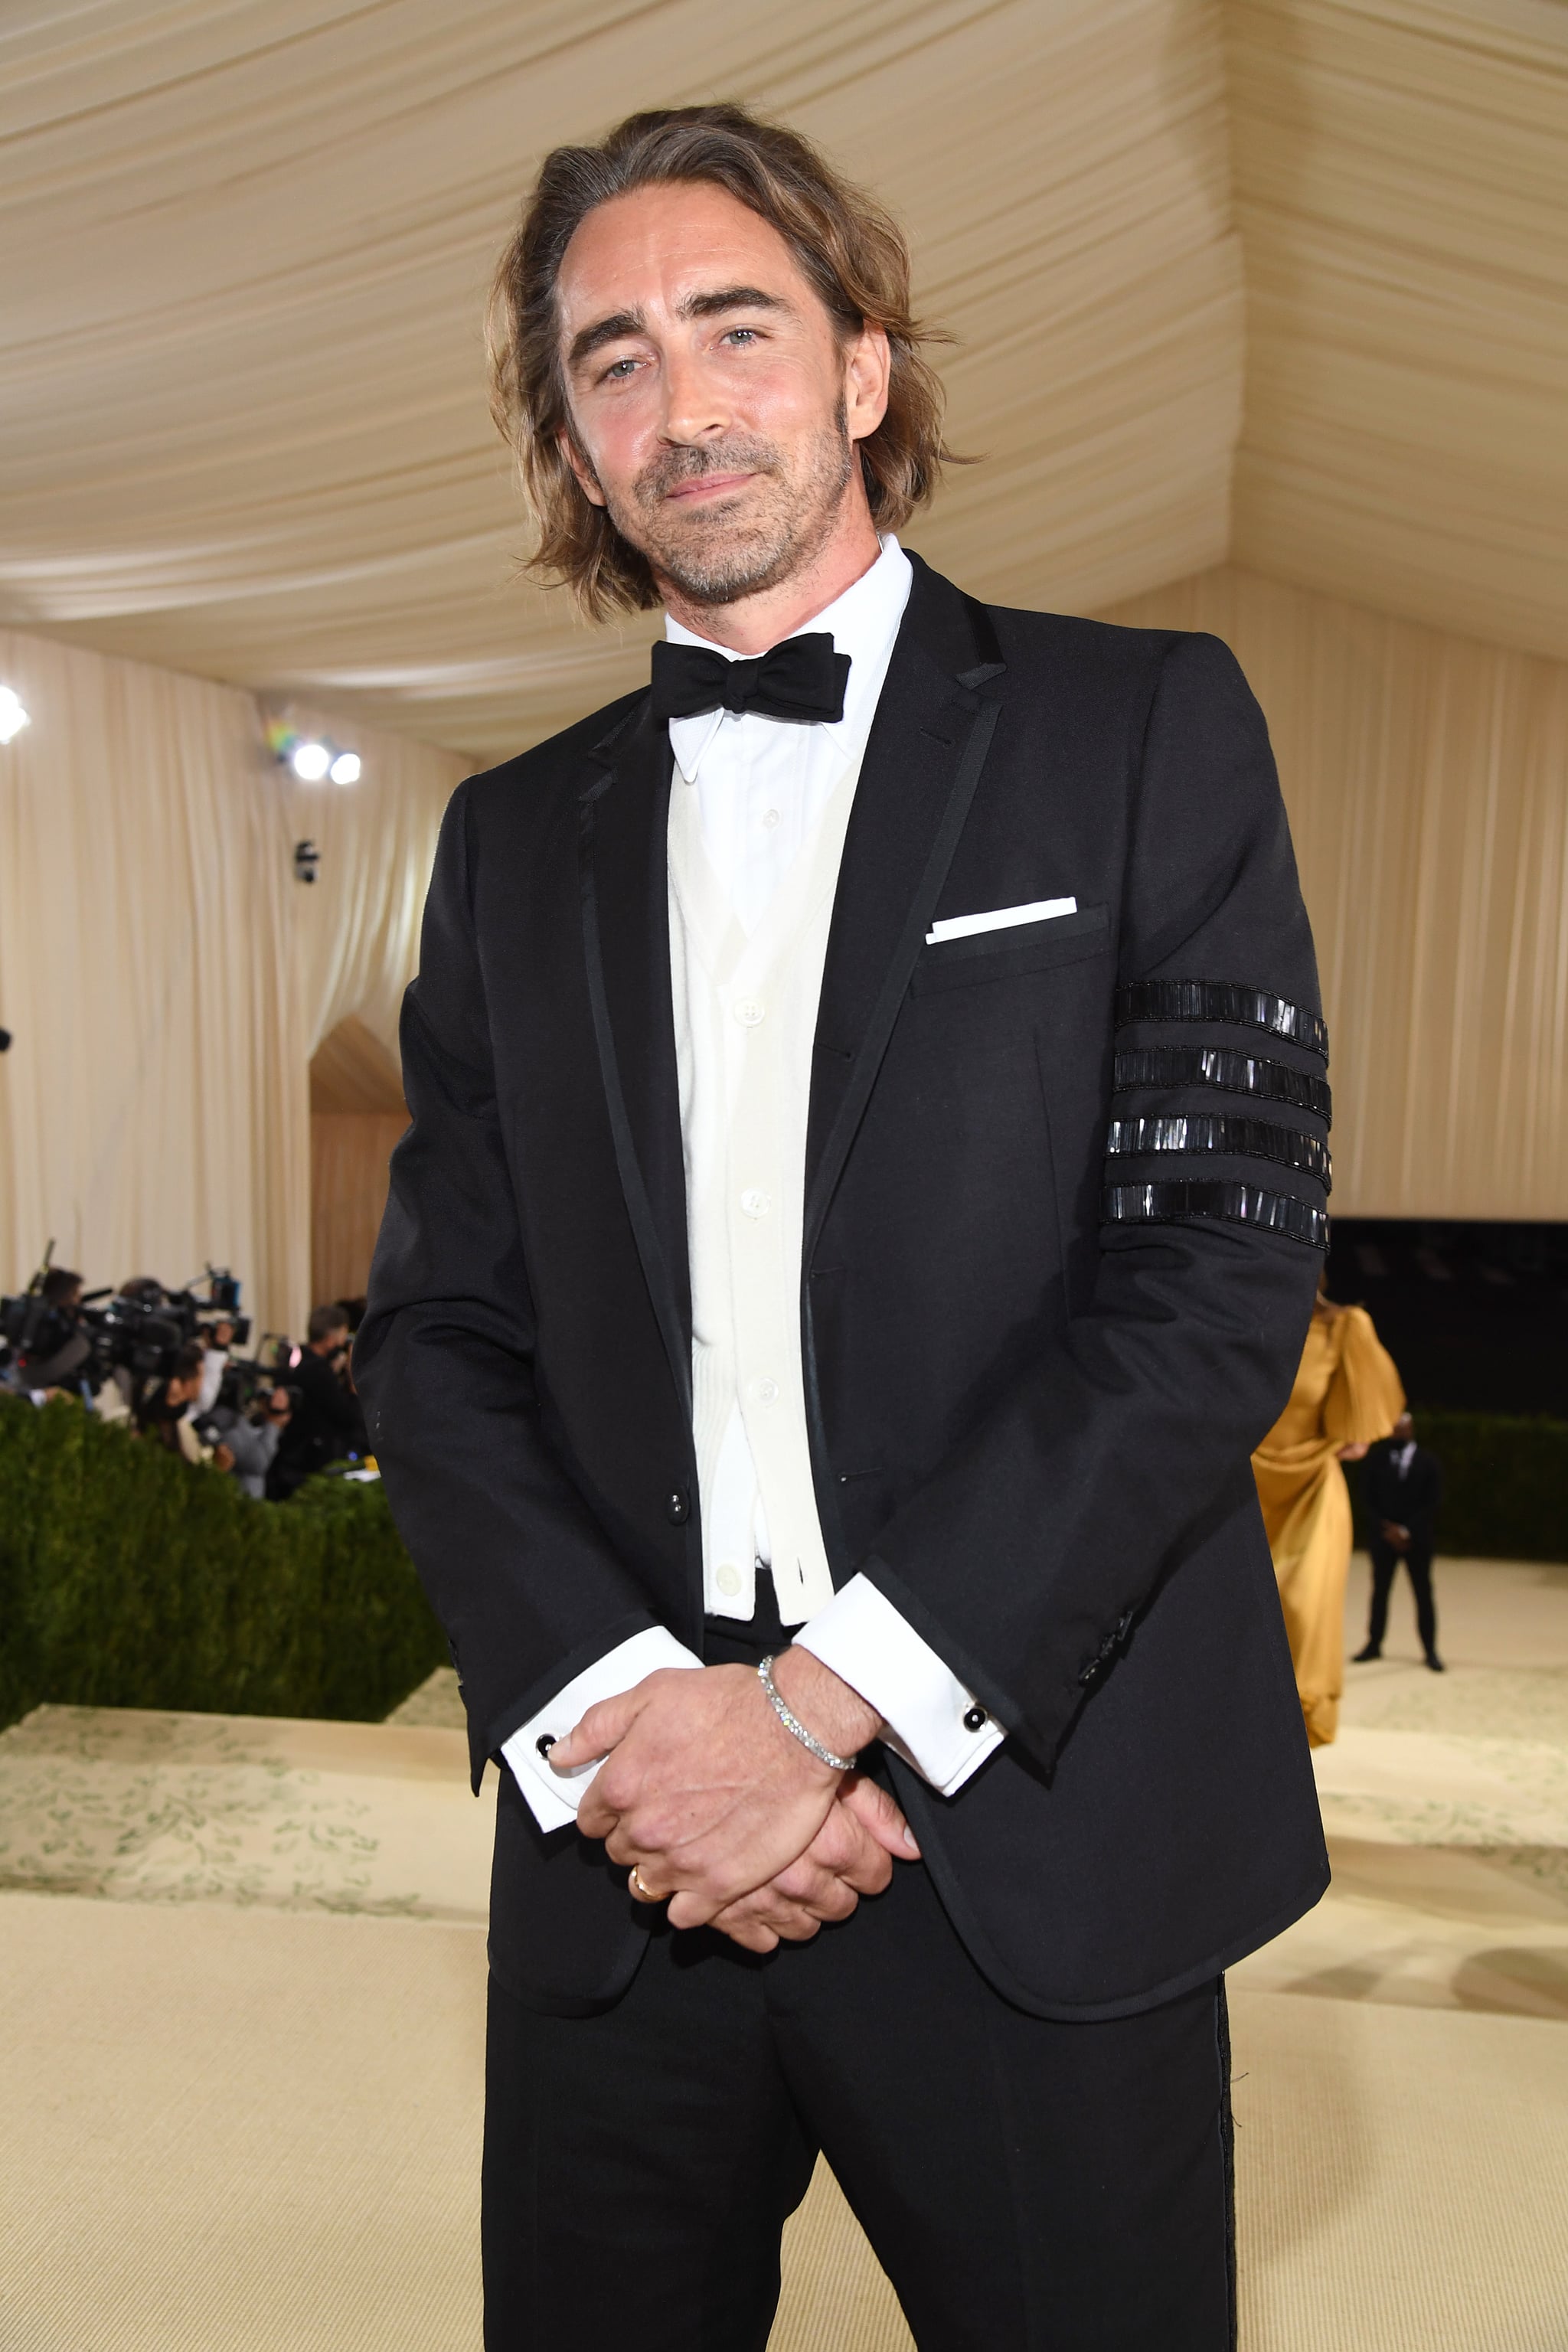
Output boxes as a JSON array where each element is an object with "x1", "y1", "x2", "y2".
[
  {"x1": 535, "y1": 1733, "x2": 556, "y2": 1757},
  {"x1": 664, "y1": 1489, "x2": 691, "y2": 1524},
  {"x1": 963, "y1": 1706, "x2": 988, "y2": 1733}
]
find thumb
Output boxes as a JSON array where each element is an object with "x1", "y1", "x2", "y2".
[
  {"x1": 840, "y1": 1772, "x2": 920, "y2": 1858},
  {"x1": 547, "y1": 1688, "x2": 642, "y2": 1773}
]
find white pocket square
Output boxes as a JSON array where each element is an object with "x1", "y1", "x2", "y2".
[{"x1": 926, "y1": 896, "x2": 1076, "y2": 946}]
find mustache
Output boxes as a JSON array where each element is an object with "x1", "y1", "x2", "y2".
[{"x1": 632, "y1": 437, "x2": 781, "y2": 508}]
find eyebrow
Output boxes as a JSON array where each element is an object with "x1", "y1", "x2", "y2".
[
  {"x1": 678, "y1": 285, "x2": 792, "y2": 321},
  {"x1": 568, "y1": 310, "x2": 645, "y2": 371},
  {"x1": 566, "y1": 286, "x2": 793, "y2": 373}
]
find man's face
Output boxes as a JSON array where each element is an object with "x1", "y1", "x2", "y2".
[
  {"x1": 555, "y1": 181, "x2": 888, "y2": 607},
  {"x1": 1394, "y1": 1412, "x2": 1414, "y2": 1443}
]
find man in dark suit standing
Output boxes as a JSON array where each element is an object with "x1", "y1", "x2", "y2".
[
  {"x1": 357, "y1": 103, "x2": 1331, "y2": 2350},
  {"x1": 269, "y1": 1304, "x2": 366, "y2": 1498},
  {"x1": 1355, "y1": 1410, "x2": 1443, "y2": 1670}
]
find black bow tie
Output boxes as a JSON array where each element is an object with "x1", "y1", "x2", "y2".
[{"x1": 650, "y1": 632, "x2": 851, "y2": 727}]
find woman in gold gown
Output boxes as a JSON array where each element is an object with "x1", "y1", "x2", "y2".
[{"x1": 1253, "y1": 1285, "x2": 1404, "y2": 1746}]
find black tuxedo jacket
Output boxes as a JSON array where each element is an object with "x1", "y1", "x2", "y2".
[
  {"x1": 357, "y1": 554, "x2": 1331, "y2": 2020},
  {"x1": 1364, "y1": 1441, "x2": 1441, "y2": 1547}
]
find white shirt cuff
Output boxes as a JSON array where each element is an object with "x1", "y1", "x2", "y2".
[
  {"x1": 500, "y1": 1626, "x2": 705, "y2": 1832},
  {"x1": 793, "y1": 1573, "x2": 1005, "y2": 1795}
]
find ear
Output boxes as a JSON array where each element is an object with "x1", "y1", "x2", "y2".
[
  {"x1": 559, "y1": 423, "x2": 607, "y2": 510},
  {"x1": 843, "y1": 321, "x2": 892, "y2": 444}
]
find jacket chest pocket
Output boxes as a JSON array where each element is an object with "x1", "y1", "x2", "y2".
[{"x1": 909, "y1": 902, "x2": 1111, "y2": 995}]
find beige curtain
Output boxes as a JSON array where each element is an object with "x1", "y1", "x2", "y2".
[
  {"x1": 5, "y1": 568, "x2": 1562, "y2": 1337},
  {"x1": 0, "y1": 629, "x2": 463, "y2": 1338},
  {"x1": 309, "y1": 1017, "x2": 407, "y2": 1310},
  {"x1": 310, "y1": 1115, "x2": 409, "y2": 1310},
  {"x1": 1101, "y1": 567, "x2": 1568, "y2": 1221}
]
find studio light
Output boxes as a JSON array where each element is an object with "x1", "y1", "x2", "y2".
[
  {"x1": 263, "y1": 715, "x2": 364, "y2": 786},
  {"x1": 0, "y1": 685, "x2": 31, "y2": 744},
  {"x1": 289, "y1": 740, "x2": 332, "y2": 782}
]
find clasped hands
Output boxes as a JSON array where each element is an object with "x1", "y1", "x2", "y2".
[{"x1": 546, "y1": 1648, "x2": 919, "y2": 1953}]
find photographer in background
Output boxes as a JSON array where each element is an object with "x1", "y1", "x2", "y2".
[
  {"x1": 136, "y1": 1341, "x2": 235, "y2": 1472},
  {"x1": 21, "y1": 1267, "x2": 92, "y2": 1392},
  {"x1": 207, "y1": 1383, "x2": 293, "y2": 1499},
  {"x1": 195, "y1": 1315, "x2": 237, "y2": 1415},
  {"x1": 268, "y1": 1305, "x2": 365, "y2": 1498}
]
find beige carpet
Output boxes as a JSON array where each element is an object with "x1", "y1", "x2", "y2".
[{"x1": 2, "y1": 1557, "x2": 1564, "y2": 2349}]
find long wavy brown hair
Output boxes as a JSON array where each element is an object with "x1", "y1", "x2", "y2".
[{"x1": 487, "y1": 104, "x2": 958, "y2": 622}]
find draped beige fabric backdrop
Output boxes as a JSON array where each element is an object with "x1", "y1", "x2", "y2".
[
  {"x1": 1102, "y1": 567, "x2": 1568, "y2": 1221},
  {"x1": 0, "y1": 629, "x2": 462, "y2": 1338},
  {"x1": 5, "y1": 565, "x2": 1565, "y2": 1331},
  {"x1": 309, "y1": 1016, "x2": 409, "y2": 1308},
  {"x1": 310, "y1": 1114, "x2": 410, "y2": 1308}
]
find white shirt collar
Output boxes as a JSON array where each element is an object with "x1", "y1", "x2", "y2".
[{"x1": 664, "y1": 534, "x2": 913, "y2": 783}]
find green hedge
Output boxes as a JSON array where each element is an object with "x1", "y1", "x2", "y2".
[
  {"x1": 3, "y1": 1395, "x2": 1560, "y2": 1740},
  {"x1": 0, "y1": 1394, "x2": 446, "y2": 1734},
  {"x1": 1348, "y1": 1409, "x2": 1568, "y2": 1563}
]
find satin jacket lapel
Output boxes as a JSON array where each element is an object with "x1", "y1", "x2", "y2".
[
  {"x1": 804, "y1": 558, "x2": 1006, "y2": 1259},
  {"x1": 578, "y1": 697, "x2": 692, "y2": 1417}
]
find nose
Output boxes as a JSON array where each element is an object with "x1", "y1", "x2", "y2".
[{"x1": 659, "y1": 341, "x2": 731, "y2": 447}]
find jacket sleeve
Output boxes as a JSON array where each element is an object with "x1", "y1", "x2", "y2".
[
  {"x1": 858, "y1": 632, "x2": 1328, "y2": 1772},
  {"x1": 354, "y1": 781, "x2": 663, "y2": 1790}
]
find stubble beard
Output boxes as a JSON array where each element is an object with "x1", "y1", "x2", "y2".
[{"x1": 602, "y1": 406, "x2": 856, "y2": 609}]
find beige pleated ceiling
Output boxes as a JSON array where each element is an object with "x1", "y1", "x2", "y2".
[
  {"x1": 0, "y1": 0, "x2": 1247, "y2": 753},
  {"x1": 0, "y1": 0, "x2": 1566, "y2": 1307}
]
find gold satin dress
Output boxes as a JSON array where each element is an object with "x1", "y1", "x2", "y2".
[{"x1": 1253, "y1": 1305, "x2": 1404, "y2": 1747}]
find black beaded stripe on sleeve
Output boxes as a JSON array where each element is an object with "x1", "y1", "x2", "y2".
[
  {"x1": 1116, "y1": 980, "x2": 1328, "y2": 1061},
  {"x1": 1112, "y1": 1046, "x2": 1331, "y2": 1124},
  {"x1": 1105, "y1": 1113, "x2": 1331, "y2": 1191},
  {"x1": 1104, "y1": 1181, "x2": 1328, "y2": 1251}
]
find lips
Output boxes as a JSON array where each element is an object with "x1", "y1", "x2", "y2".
[{"x1": 665, "y1": 472, "x2": 755, "y2": 502}]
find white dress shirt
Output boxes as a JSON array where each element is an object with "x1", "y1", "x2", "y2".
[
  {"x1": 195, "y1": 1346, "x2": 230, "y2": 1418},
  {"x1": 503, "y1": 538, "x2": 1005, "y2": 1831}
]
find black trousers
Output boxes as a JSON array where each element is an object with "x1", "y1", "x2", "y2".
[
  {"x1": 1367, "y1": 1537, "x2": 1438, "y2": 1657},
  {"x1": 482, "y1": 1588, "x2": 1236, "y2": 2351}
]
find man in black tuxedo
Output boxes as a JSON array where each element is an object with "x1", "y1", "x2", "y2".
[
  {"x1": 269, "y1": 1303, "x2": 366, "y2": 1498},
  {"x1": 357, "y1": 103, "x2": 1331, "y2": 2350},
  {"x1": 1354, "y1": 1410, "x2": 1443, "y2": 1670}
]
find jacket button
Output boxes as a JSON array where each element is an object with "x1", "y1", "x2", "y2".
[
  {"x1": 665, "y1": 1489, "x2": 690, "y2": 1525},
  {"x1": 535, "y1": 1733, "x2": 556, "y2": 1758},
  {"x1": 963, "y1": 1706, "x2": 988, "y2": 1733}
]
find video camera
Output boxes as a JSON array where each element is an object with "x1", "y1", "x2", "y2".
[{"x1": 2, "y1": 1249, "x2": 256, "y2": 1396}]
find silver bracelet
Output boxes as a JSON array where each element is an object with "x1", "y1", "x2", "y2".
[{"x1": 757, "y1": 1653, "x2": 858, "y2": 1773}]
